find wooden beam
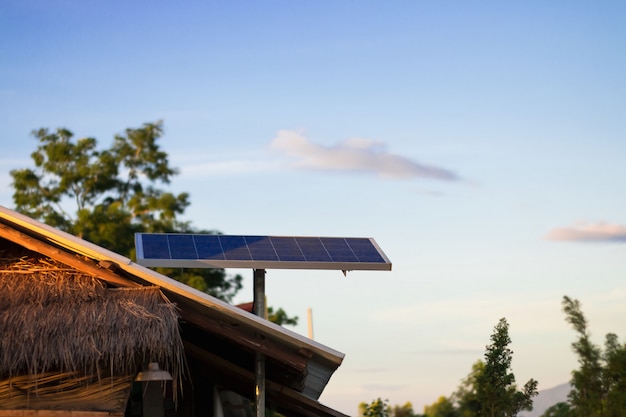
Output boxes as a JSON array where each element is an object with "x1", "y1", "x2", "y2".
[
  {"x1": 177, "y1": 306, "x2": 309, "y2": 376},
  {"x1": 184, "y1": 342, "x2": 348, "y2": 417},
  {"x1": 0, "y1": 223, "x2": 139, "y2": 288}
]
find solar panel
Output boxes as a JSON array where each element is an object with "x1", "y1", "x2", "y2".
[{"x1": 134, "y1": 233, "x2": 392, "y2": 271}]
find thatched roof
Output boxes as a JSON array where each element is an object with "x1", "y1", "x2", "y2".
[
  {"x1": 0, "y1": 205, "x2": 350, "y2": 417},
  {"x1": 0, "y1": 246, "x2": 184, "y2": 384}
]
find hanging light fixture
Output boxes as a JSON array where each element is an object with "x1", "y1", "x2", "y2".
[{"x1": 135, "y1": 362, "x2": 173, "y2": 381}]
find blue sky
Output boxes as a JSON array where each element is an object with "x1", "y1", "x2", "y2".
[{"x1": 2, "y1": 1, "x2": 626, "y2": 413}]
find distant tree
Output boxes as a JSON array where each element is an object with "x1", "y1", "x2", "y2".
[
  {"x1": 452, "y1": 360, "x2": 484, "y2": 417},
  {"x1": 368, "y1": 320, "x2": 537, "y2": 417},
  {"x1": 602, "y1": 332, "x2": 626, "y2": 414},
  {"x1": 392, "y1": 402, "x2": 419, "y2": 417},
  {"x1": 423, "y1": 396, "x2": 458, "y2": 417},
  {"x1": 539, "y1": 402, "x2": 572, "y2": 417},
  {"x1": 474, "y1": 318, "x2": 538, "y2": 417},
  {"x1": 358, "y1": 402, "x2": 368, "y2": 417},
  {"x1": 267, "y1": 306, "x2": 298, "y2": 327},
  {"x1": 359, "y1": 400, "x2": 423, "y2": 417},
  {"x1": 361, "y1": 398, "x2": 391, "y2": 417},
  {"x1": 562, "y1": 296, "x2": 605, "y2": 416},
  {"x1": 562, "y1": 296, "x2": 626, "y2": 417}
]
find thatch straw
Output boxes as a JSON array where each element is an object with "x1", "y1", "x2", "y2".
[
  {"x1": 0, "y1": 287, "x2": 182, "y2": 376},
  {"x1": 0, "y1": 252, "x2": 185, "y2": 406},
  {"x1": 0, "y1": 372, "x2": 132, "y2": 412},
  {"x1": 0, "y1": 258, "x2": 106, "y2": 309}
]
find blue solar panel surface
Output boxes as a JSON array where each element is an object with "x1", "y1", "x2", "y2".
[{"x1": 135, "y1": 233, "x2": 391, "y2": 270}]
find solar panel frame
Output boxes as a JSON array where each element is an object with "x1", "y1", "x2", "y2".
[{"x1": 135, "y1": 233, "x2": 392, "y2": 271}]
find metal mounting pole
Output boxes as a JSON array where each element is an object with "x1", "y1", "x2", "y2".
[{"x1": 253, "y1": 269, "x2": 266, "y2": 417}]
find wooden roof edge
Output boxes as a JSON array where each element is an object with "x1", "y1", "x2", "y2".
[
  {"x1": 0, "y1": 222, "x2": 139, "y2": 288},
  {"x1": 0, "y1": 206, "x2": 133, "y2": 267},
  {"x1": 185, "y1": 342, "x2": 349, "y2": 417},
  {"x1": 0, "y1": 205, "x2": 345, "y2": 369},
  {"x1": 132, "y1": 258, "x2": 345, "y2": 366}
]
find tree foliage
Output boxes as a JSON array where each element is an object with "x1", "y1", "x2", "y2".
[
  {"x1": 561, "y1": 295, "x2": 626, "y2": 417},
  {"x1": 539, "y1": 402, "x2": 572, "y2": 417},
  {"x1": 392, "y1": 402, "x2": 420, "y2": 417},
  {"x1": 9, "y1": 121, "x2": 291, "y2": 319},
  {"x1": 452, "y1": 360, "x2": 483, "y2": 417},
  {"x1": 475, "y1": 318, "x2": 538, "y2": 417},
  {"x1": 366, "y1": 296, "x2": 626, "y2": 417},
  {"x1": 423, "y1": 396, "x2": 457, "y2": 417},
  {"x1": 268, "y1": 306, "x2": 299, "y2": 327},
  {"x1": 10, "y1": 121, "x2": 244, "y2": 301},
  {"x1": 360, "y1": 400, "x2": 422, "y2": 417},
  {"x1": 11, "y1": 121, "x2": 188, "y2": 253},
  {"x1": 421, "y1": 319, "x2": 537, "y2": 417},
  {"x1": 361, "y1": 398, "x2": 391, "y2": 417}
]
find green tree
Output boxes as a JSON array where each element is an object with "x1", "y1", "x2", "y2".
[
  {"x1": 539, "y1": 402, "x2": 572, "y2": 417},
  {"x1": 562, "y1": 296, "x2": 604, "y2": 416},
  {"x1": 377, "y1": 320, "x2": 537, "y2": 417},
  {"x1": 268, "y1": 307, "x2": 299, "y2": 327},
  {"x1": 423, "y1": 396, "x2": 458, "y2": 417},
  {"x1": 602, "y1": 332, "x2": 626, "y2": 415},
  {"x1": 12, "y1": 122, "x2": 188, "y2": 253},
  {"x1": 562, "y1": 296, "x2": 626, "y2": 417},
  {"x1": 361, "y1": 398, "x2": 391, "y2": 417},
  {"x1": 10, "y1": 121, "x2": 244, "y2": 301},
  {"x1": 9, "y1": 121, "x2": 292, "y2": 321},
  {"x1": 392, "y1": 402, "x2": 419, "y2": 417},
  {"x1": 474, "y1": 318, "x2": 538, "y2": 417},
  {"x1": 359, "y1": 400, "x2": 423, "y2": 417},
  {"x1": 452, "y1": 360, "x2": 484, "y2": 417}
]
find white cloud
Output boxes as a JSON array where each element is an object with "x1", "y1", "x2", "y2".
[
  {"x1": 545, "y1": 221, "x2": 626, "y2": 242},
  {"x1": 269, "y1": 130, "x2": 459, "y2": 181}
]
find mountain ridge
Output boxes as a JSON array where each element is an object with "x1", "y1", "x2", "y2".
[{"x1": 518, "y1": 382, "x2": 571, "y2": 417}]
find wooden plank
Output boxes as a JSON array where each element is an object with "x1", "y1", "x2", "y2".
[
  {"x1": 0, "y1": 411, "x2": 37, "y2": 417},
  {"x1": 179, "y1": 307, "x2": 308, "y2": 375},
  {"x1": 0, "y1": 223, "x2": 139, "y2": 288},
  {"x1": 0, "y1": 410, "x2": 37, "y2": 417}
]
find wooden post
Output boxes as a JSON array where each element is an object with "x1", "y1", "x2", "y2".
[{"x1": 253, "y1": 269, "x2": 266, "y2": 417}]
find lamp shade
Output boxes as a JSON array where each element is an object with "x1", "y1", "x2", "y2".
[{"x1": 135, "y1": 362, "x2": 173, "y2": 381}]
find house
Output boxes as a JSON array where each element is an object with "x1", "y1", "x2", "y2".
[{"x1": 0, "y1": 205, "x2": 349, "y2": 417}]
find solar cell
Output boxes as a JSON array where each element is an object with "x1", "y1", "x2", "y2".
[
  {"x1": 135, "y1": 233, "x2": 391, "y2": 271},
  {"x1": 168, "y1": 234, "x2": 197, "y2": 259},
  {"x1": 194, "y1": 235, "x2": 224, "y2": 259},
  {"x1": 141, "y1": 234, "x2": 171, "y2": 259}
]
